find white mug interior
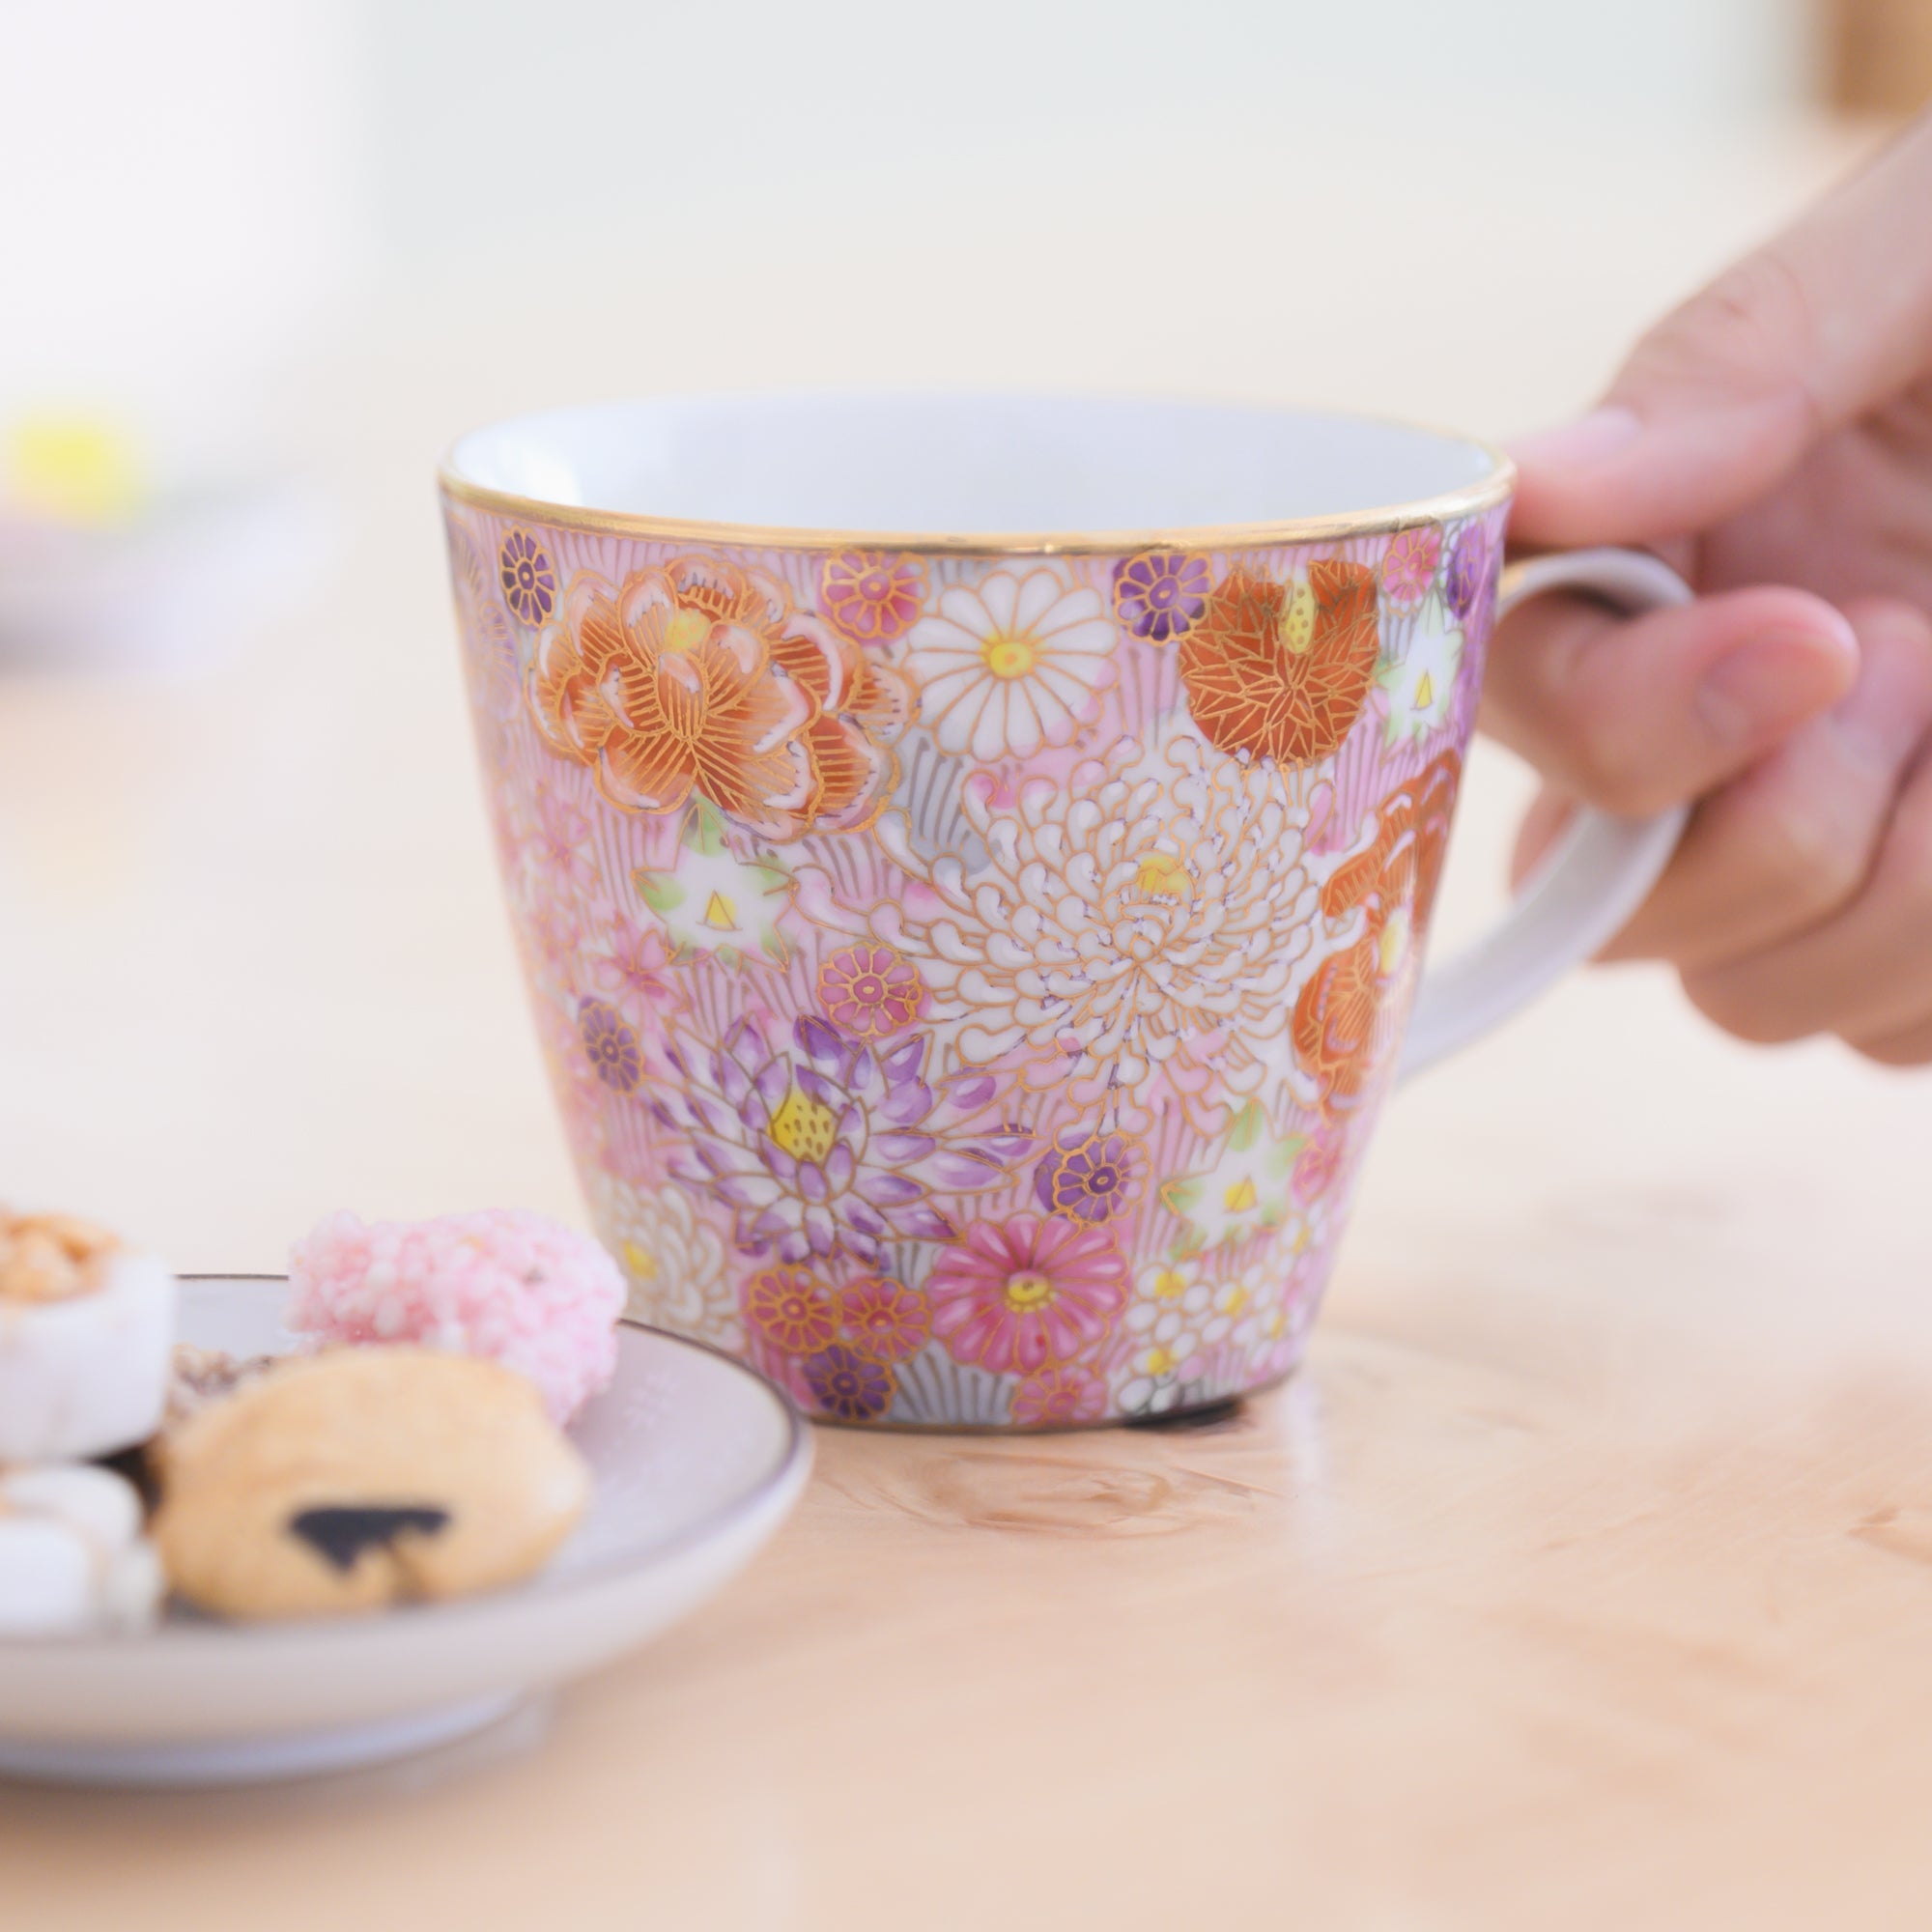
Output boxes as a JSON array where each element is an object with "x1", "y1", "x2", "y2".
[{"x1": 444, "y1": 393, "x2": 1510, "y2": 540}]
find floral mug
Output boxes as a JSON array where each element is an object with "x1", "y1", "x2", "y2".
[{"x1": 440, "y1": 394, "x2": 1687, "y2": 1430}]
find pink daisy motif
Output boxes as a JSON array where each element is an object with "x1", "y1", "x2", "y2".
[
  {"x1": 1380, "y1": 526, "x2": 1442, "y2": 610},
  {"x1": 835, "y1": 1275, "x2": 930, "y2": 1362},
  {"x1": 1010, "y1": 1362, "x2": 1107, "y2": 1427},
  {"x1": 817, "y1": 943, "x2": 926, "y2": 1041},
  {"x1": 928, "y1": 1213, "x2": 1127, "y2": 1376},
  {"x1": 819, "y1": 550, "x2": 927, "y2": 644}
]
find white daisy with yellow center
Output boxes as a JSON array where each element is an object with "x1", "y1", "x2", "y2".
[{"x1": 902, "y1": 562, "x2": 1117, "y2": 760}]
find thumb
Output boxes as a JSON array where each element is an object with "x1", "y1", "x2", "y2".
[{"x1": 1510, "y1": 111, "x2": 1932, "y2": 548}]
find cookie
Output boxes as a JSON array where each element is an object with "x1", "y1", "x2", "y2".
[
  {"x1": 152, "y1": 1348, "x2": 591, "y2": 1619},
  {"x1": 0, "y1": 1208, "x2": 175, "y2": 1463},
  {"x1": 0, "y1": 1463, "x2": 164, "y2": 1636}
]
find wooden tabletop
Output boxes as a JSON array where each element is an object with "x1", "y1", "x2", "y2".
[{"x1": 3, "y1": 111, "x2": 1928, "y2": 1930}]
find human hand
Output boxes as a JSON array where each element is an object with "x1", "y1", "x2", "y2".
[{"x1": 1487, "y1": 110, "x2": 1932, "y2": 1064}]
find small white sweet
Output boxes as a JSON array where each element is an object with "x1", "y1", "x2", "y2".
[
  {"x1": 0, "y1": 1463, "x2": 163, "y2": 1636},
  {"x1": 0, "y1": 1216, "x2": 176, "y2": 1463}
]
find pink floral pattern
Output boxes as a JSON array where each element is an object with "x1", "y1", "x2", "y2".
[
  {"x1": 444, "y1": 481, "x2": 1508, "y2": 1426},
  {"x1": 835, "y1": 1275, "x2": 930, "y2": 1362},
  {"x1": 819, "y1": 552, "x2": 926, "y2": 644},
  {"x1": 1379, "y1": 526, "x2": 1441, "y2": 610},
  {"x1": 585, "y1": 914, "x2": 674, "y2": 1017},
  {"x1": 818, "y1": 943, "x2": 925, "y2": 1041},
  {"x1": 529, "y1": 791, "x2": 598, "y2": 900},
  {"x1": 745, "y1": 1264, "x2": 836, "y2": 1355},
  {"x1": 1011, "y1": 1362, "x2": 1107, "y2": 1427},
  {"x1": 928, "y1": 1214, "x2": 1128, "y2": 1375}
]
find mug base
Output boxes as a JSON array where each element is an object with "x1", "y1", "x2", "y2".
[{"x1": 802, "y1": 1364, "x2": 1300, "y2": 1435}]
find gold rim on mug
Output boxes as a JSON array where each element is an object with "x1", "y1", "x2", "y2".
[{"x1": 437, "y1": 396, "x2": 1519, "y2": 556}]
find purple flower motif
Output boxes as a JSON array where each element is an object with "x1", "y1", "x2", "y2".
[
  {"x1": 804, "y1": 1343, "x2": 895, "y2": 1422},
  {"x1": 655, "y1": 1014, "x2": 1030, "y2": 1266},
  {"x1": 1033, "y1": 1122, "x2": 1145, "y2": 1225},
  {"x1": 578, "y1": 998, "x2": 642, "y2": 1093},
  {"x1": 1445, "y1": 522, "x2": 1499, "y2": 625},
  {"x1": 499, "y1": 527, "x2": 557, "y2": 626},
  {"x1": 1113, "y1": 551, "x2": 1210, "y2": 643}
]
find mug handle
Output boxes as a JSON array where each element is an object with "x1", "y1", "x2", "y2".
[{"x1": 1398, "y1": 546, "x2": 1693, "y2": 1082}]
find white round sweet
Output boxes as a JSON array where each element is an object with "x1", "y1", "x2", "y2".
[
  {"x1": 0, "y1": 1463, "x2": 162, "y2": 1636},
  {"x1": 0, "y1": 1519, "x2": 94, "y2": 1637},
  {"x1": 0, "y1": 1254, "x2": 176, "y2": 1463}
]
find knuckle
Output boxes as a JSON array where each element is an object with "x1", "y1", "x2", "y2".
[
  {"x1": 1843, "y1": 596, "x2": 1932, "y2": 657},
  {"x1": 1734, "y1": 788, "x2": 1868, "y2": 918},
  {"x1": 1681, "y1": 967, "x2": 1813, "y2": 1046},
  {"x1": 1843, "y1": 597, "x2": 1932, "y2": 715},
  {"x1": 1881, "y1": 783, "x2": 1932, "y2": 896}
]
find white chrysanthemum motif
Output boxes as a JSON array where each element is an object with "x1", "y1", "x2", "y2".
[
  {"x1": 587, "y1": 1173, "x2": 742, "y2": 1351},
  {"x1": 1117, "y1": 1256, "x2": 1221, "y2": 1415},
  {"x1": 1124, "y1": 1249, "x2": 1291, "y2": 1413},
  {"x1": 901, "y1": 563, "x2": 1117, "y2": 759},
  {"x1": 866, "y1": 726, "x2": 1333, "y2": 1123}
]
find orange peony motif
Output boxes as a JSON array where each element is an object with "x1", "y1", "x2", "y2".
[
  {"x1": 1178, "y1": 559, "x2": 1380, "y2": 767},
  {"x1": 529, "y1": 556, "x2": 910, "y2": 840},
  {"x1": 1293, "y1": 751, "x2": 1462, "y2": 1109}
]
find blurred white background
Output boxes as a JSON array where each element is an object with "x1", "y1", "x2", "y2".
[
  {"x1": 0, "y1": 0, "x2": 1914, "y2": 1263},
  {"x1": 0, "y1": 0, "x2": 1835, "y2": 462}
]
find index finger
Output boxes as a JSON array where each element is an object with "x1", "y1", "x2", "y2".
[{"x1": 1509, "y1": 112, "x2": 1932, "y2": 549}]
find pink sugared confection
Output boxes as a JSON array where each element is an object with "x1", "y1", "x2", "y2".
[{"x1": 286, "y1": 1210, "x2": 625, "y2": 1425}]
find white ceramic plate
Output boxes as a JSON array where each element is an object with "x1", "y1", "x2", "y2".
[{"x1": 0, "y1": 1276, "x2": 810, "y2": 1786}]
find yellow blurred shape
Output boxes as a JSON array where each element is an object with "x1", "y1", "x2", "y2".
[{"x1": 6, "y1": 415, "x2": 146, "y2": 525}]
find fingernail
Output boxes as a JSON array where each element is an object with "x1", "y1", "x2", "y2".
[
  {"x1": 1699, "y1": 628, "x2": 1855, "y2": 744},
  {"x1": 1507, "y1": 405, "x2": 1642, "y2": 473}
]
